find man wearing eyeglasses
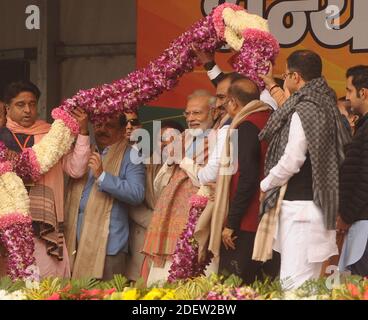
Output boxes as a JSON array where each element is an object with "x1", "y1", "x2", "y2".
[
  {"x1": 254, "y1": 50, "x2": 351, "y2": 289},
  {"x1": 125, "y1": 112, "x2": 142, "y2": 145},
  {"x1": 142, "y1": 90, "x2": 216, "y2": 285}
]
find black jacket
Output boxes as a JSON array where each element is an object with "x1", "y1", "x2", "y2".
[{"x1": 339, "y1": 113, "x2": 368, "y2": 224}]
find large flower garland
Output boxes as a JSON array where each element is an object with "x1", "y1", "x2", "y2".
[
  {"x1": 0, "y1": 162, "x2": 34, "y2": 280},
  {"x1": 55, "y1": 3, "x2": 279, "y2": 122},
  {"x1": 168, "y1": 188, "x2": 213, "y2": 282},
  {"x1": 0, "y1": 109, "x2": 79, "y2": 280},
  {"x1": 0, "y1": 3, "x2": 279, "y2": 281}
]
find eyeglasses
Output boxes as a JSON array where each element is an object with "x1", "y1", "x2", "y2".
[
  {"x1": 183, "y1": 110, "x2": 205, "y2": 118},
  {"x1": 126, "y1": 119, "x2": 141, "y2": 126},
  {"x1": 282, "y1": 72, "x2": 295, "y2": 80}
]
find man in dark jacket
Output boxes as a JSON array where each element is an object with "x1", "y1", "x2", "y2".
[
  {"x1": 218, "y1": 77, "x2": 272, "y2": 284},
  {"x1": 257, "y1": 50, "x2": 349, "y2": 289},
  {"x1": 339, "y1": 65, "x2": 368, "y2": 277}
]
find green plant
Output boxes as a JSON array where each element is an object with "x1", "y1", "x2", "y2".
[
  {"x1": 24, "y1": 277, "x2": 62, "y2": 300},
  {"x1": 251, "y1": 277, "x2": 283, "y2": 299},
  {"x1": 0, "y1": 276, "x2": 25, "y2": 293}
]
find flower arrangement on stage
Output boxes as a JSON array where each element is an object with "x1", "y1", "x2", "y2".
[
  {"x1": 1, "y1": 273, "x2": 367, "y2": 300},
  {"x1": 168, "y1": 193, "x2": 212, "y2": 282},
  {"x1": 0, "y1": 109, "x2": 80, "y2": 281}
]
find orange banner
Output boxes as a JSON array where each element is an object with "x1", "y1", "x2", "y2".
[{"x1": 137, "y1": 0, "x2": 368, "y2": 109}]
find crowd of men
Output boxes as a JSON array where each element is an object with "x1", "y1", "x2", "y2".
[{"x1": 0, "y1": 49, "x2": 367, "y2": 290}]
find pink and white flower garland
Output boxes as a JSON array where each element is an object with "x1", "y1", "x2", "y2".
[
  {"x1": 0, "y1": 3, "x2": 279, "y2": 281},
  {"x1": 0, "y1": 162, "x2": 34, "y2": 280},
  {"x1": 55, "y1": 4, "x2": 279, "y2": 121},
  {"x1": 0, "y1": 109, "x2": 79, "y2": 280},
  {"x1": 168, "y1": 195, "x2": 213, "y2": 283},
  {"x1": 0, "y1": 109, "x2": 79, "y2": 182},
  {"x1": 58, "y1": 14, "x2": 221, "y2": 123}
]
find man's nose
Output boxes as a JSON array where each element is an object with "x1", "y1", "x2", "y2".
[
  {"x1": 24, "y1": 104, "x2": 31, "y2": 113},
  {"x1": 187, "y1": 113, "x2": 196, "y2": 122}
]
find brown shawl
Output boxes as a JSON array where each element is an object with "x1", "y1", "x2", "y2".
[
  {"x1": 142, "y1": 133, "x2": 209, "y2": 267},
  {"x1": 5, "y1": 118, "x2": 67, "y2": 260},
  {"x1": 195, "y1": 100, "x2": 271, "y2": 261},
  {"x1": 64, "y1": 139, "x2": 128, "y2": 279}
]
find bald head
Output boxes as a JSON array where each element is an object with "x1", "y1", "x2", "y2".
[{"x1": 228, "y1": 78, "x2": 260, "y2": 107}]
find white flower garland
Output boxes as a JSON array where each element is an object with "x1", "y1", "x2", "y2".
[
  {"x1": 222, "y1": 8, "x2": 269, "y2": 35},
  {"x1": 32, "y1": 119, "x2": 75, "y2": 174},
  {"x1": 224, "y1": 26, "x2": 244, "y2": 51},
  {"x1": 0, "y1": 112, "x2": 77, "y2": 280},
  {"x1": 0, "y1": 172, "x2": 29, "y2": 216},
  {"x1": 222, "y1": 8, "x2": 270, "y2": 51}
]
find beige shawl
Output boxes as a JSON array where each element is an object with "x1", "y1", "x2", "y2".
[
  {"x1": 194, "y1": 100, "x2": 271, "y2": 262},
  {"x1": 252, "y1": 185, "x2": 287, "y2": 262},
  {"x1": 64, "y1": 138, "x2": 128, "y2": 279}
]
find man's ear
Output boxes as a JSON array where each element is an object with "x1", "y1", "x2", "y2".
[
  {"x1": 361, "y1": 88, "x2": 368, "y2": 100},
  {"x1": 230, "y1": 98, "x2": 239, "y2": 111},
  {"x1": 295, "y1": 72, "x2": 303, "y2": 84}
]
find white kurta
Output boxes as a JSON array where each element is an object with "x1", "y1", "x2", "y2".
[{"x1": 261, "y1": 113, "x2": 338, "y2": 290}]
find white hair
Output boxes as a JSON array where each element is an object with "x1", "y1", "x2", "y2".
[{"x1": 187, "y1": 89, "x2": 216, "y2": 108}]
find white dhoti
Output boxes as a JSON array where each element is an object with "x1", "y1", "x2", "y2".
[{"x1": 273, "y1": 201, "x2": 337, "y2": 290}]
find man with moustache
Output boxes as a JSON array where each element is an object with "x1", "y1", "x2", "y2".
[
  {"x1": 0, "y1": 81, "x2": 90, "y2": 279},
  {"x1": 64, "y1": 114, "x2": 145, "y2": 280},
  {"x1": 141, "y1": 90, "x2": 216, "y2": 285}
]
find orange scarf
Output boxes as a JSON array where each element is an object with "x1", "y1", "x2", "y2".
[
  {"x1": 6, "y1": 117, "x2": 51, "y2": 137},
  {"x1": 6, "y1": 117, "x2": 66, "y2": 259}
]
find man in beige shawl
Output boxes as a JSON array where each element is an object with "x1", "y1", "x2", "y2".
[
  {"x1": 194, "y1": 77, "x2": 274, "y2": 282},
  {"x1": 141, "y1": 90, "x2": 216, "y2": 285},
  {"x1": 65, "y1": 114, "x2": 145, "y2": 280}
]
